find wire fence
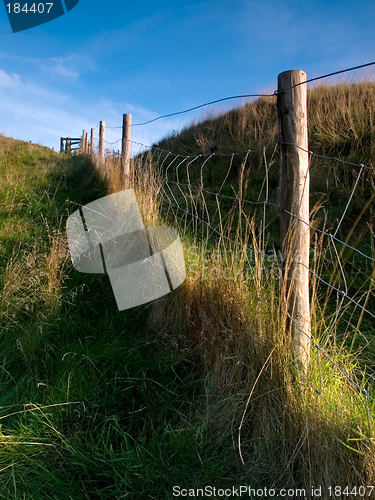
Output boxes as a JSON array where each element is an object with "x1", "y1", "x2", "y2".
[
  {"x1": 65, "y1": 60, "x2": 375, "y2": 440},
  {"x1": 87, "y1": 60, "x2": 375, "y2": 150},
  {"x1": 127, "y1": 132, "x2": 375, "y2": 438}
]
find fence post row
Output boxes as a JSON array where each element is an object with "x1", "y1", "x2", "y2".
[
  {"x1": 121, "y1": 113, "x2": 132, "y2": 188},
  {"x1": 277, "y1": 69, "x2": 311, "y2": 371},
  {"x1": 61, "y1": 70, "x2": 311, "y2": 374}
]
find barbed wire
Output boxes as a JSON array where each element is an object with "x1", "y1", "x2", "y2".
[
  {"x1": 275, "y1": 61, "x2": 375, "y2": 96},
  {"x1": 133, "y1": 61, "x2": 375, "y2": 126},
  {"x1": 70, "y1": 61, "x2": 375, "y2": 152},
  {"x1": 131, "y1": 94, "x2": 275, "y2": 126}
]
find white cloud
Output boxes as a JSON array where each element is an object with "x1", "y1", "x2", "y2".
[
  {"x1": 0, "y1": 69, "x2": 22, "y2": 88},
  {"x1": 0, "y1": 53, "x2": 92, "y2": 81},
  {"x1": 24, "y1": 55, "x2": 83, "y2": 79},
  {"x1": 0, "y1": 67, "x2": 169, "y2": 151},
  {"x1": 44, "y1": 57, "x2": 80, "y2": 79}
]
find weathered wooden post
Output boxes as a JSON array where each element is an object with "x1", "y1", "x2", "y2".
[
  {"x1": 90, "y1": 128, "x2": 95, "y2": 156},
  {"x1": 81, "y1": 130, "x2": 86, "y2": 153},
  {"x1": 99, "y1": 121, "x2": 105, "y2": 164},
  {"x1": 121, "y1": 114, "x2": 132, "y2": 188},
  {"x1": 84, "y1": 131, "x2": 89, "y2": 153},
  {"x1": 277, "y1": 69, "x2": 311, "y2": 371}
]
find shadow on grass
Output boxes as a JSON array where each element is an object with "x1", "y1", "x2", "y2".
[{"x1": 0, "y1": 150, "x2": 209, "y2": 499}]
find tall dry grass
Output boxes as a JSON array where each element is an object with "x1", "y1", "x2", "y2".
[
  {"x1": 126, "y1": 85, "x2": 375, "y2": 486},
  {"x1": 94, "y1": 151, "x2": 161, "y2": 227},
  {"x1": 59, "y1": 80, "x2": 375, "y2": 488},
  {"x1": 144, "y1": 159, "x2": 375, "y2": 487}
]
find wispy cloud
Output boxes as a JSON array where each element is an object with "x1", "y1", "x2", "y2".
[
  {"x1": 0, "y1": 69, "x2": 22, "y2": 88},
  {"x1": 41, "y1": 56, "x2": 80, "y2": 79},
  {"x1": 0, "y1": 67, "x2": 169, "y2": 150},
  {"x1": 0, "y1": 52, "x2": 95, "y2": 81}
]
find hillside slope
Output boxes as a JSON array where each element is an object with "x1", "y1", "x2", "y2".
[
  {"x1": 2, "y1": 78, "x2": 375, "y2": 497},
  {"x1": 0, "y1": 138, "x2": 205, "y2": 499},
  {"x1": 156, "y1": 80, "x2": 375, "y2": 162}
]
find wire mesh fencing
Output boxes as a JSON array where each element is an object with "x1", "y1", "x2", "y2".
[
  {"x1": 66, "y1": 60, "x2": 375, "y2": 446},
  {"x1": 126, "y1": 135, "x2": 375, "y2": 440}
]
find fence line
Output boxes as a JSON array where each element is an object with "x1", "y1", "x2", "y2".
[
  {"x1": 61, "y1": 60, "x2": 375, "y2": 149},
  {"x1": 60, "y1": 63, "x2": 375, "y2": 435},
  {"x1": 150, "y1": 145, "x2": 375, "y2": 429}
]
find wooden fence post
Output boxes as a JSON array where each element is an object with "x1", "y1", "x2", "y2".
[
  {"x1": 90, "y1": 128, "x2": 95, "y2": 156},
  {"x1": 277, "y1": 69, "x2": 311, "y2": 371},
  {"x1": 121, "y1": 113, "x2": 132, "y2": 188},
  {"x1": 85, "y1": 131, "x2": 89, "y2": 153},
  {"x1": 99, "y1": 121, "x2": 105, "y2": 164},
  {"x1": 81, "y1": 130, "x2": 86, "y2": 153}
]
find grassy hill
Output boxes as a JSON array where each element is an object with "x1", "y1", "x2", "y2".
[
  {"x1": 154, "y1": 80, "x2": 375, "y2": 231},
  {"x1": 156, "y1": 79, "x2": 375, "y2": 159},
  {"x1": 1, "y1": 80, "x2": 375, "y2": 498},
  {"x1": 148, "y1": 80, "x2": 375, "y2": 359},
  {"x1": 0, "y1": 138, "x2": 204, "y2": 498}
]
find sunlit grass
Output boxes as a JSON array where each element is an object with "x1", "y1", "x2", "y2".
[{"x1": 2, "y1": 78, "x2": 375, "y2": 496}]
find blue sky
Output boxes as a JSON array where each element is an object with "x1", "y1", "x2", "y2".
[{"x1": 0, "y1": 0, "x2": 375, "y2": 152}]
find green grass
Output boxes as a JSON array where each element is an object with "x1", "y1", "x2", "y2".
[
  {"x1": 0, "y1": 137, "x2": 211, "y2": 498},
  {"x1": 2, "y1": 80, "x2": 375, "y2": 498}
]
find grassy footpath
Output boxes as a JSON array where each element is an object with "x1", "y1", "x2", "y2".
[{"x1": 0, "y1": 137, "x2": 214, "y2": 499}]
